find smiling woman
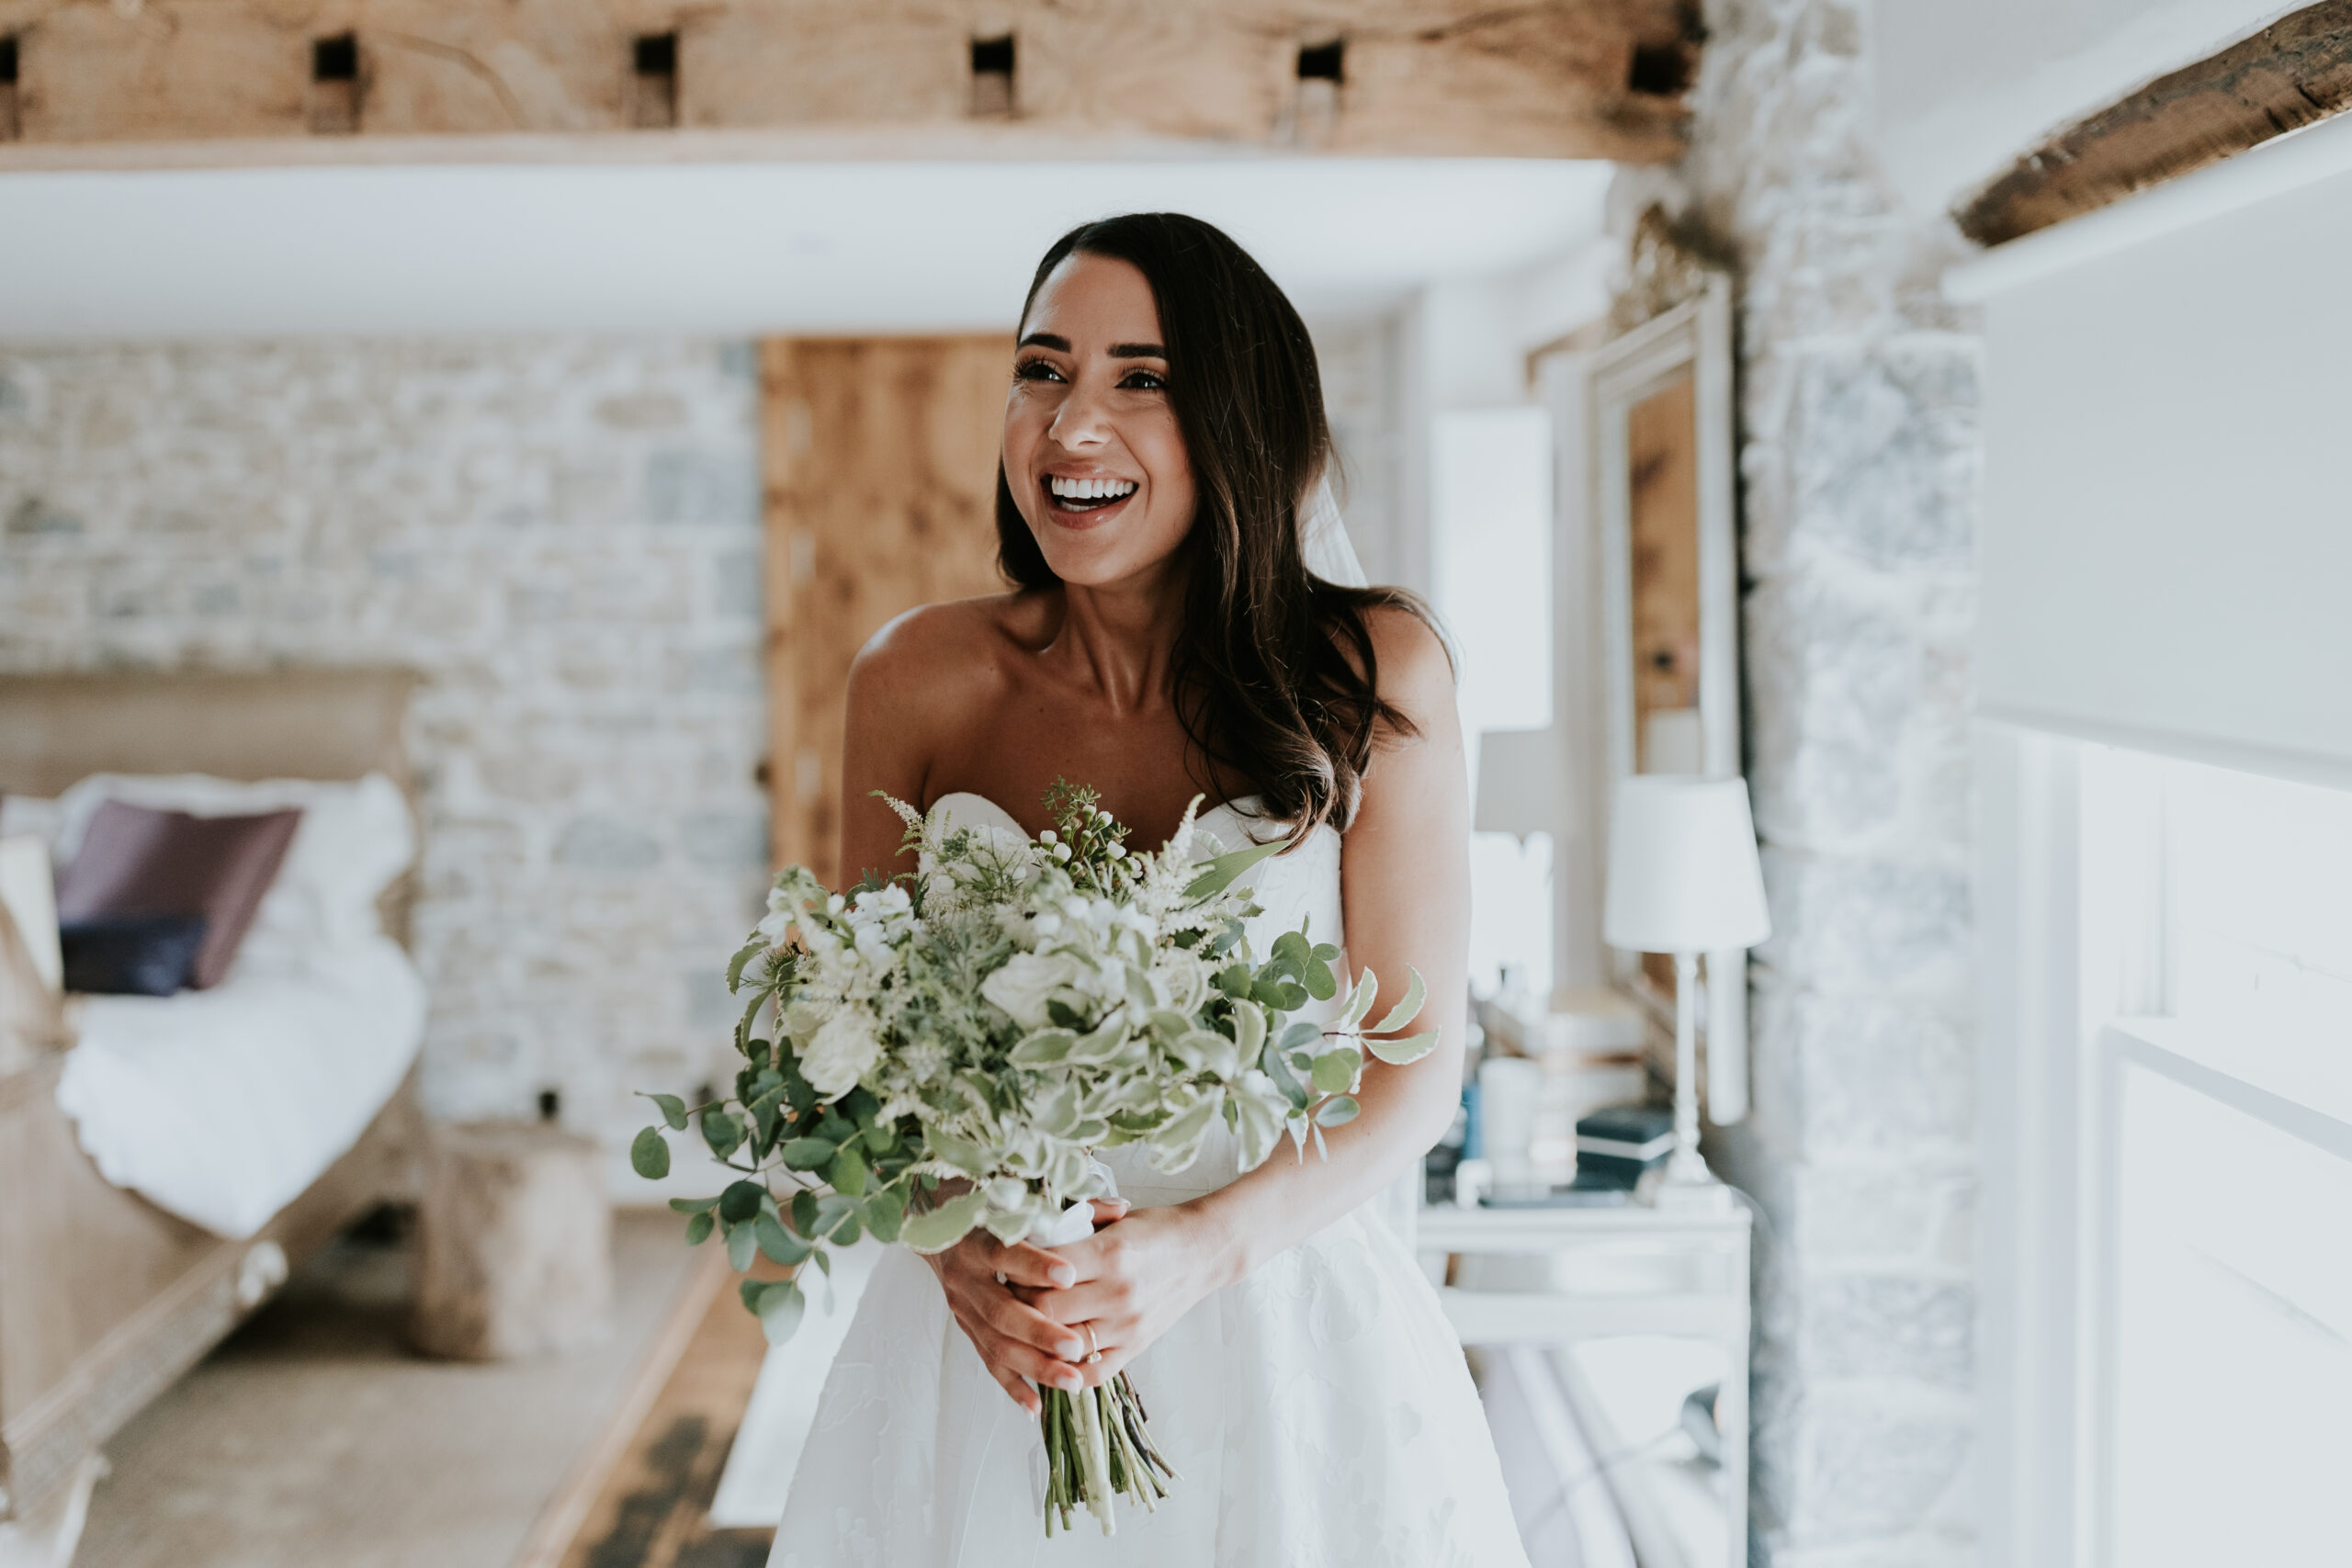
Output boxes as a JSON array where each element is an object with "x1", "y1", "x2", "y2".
[
  {"x1": 769, "y1": 212, "x2": 1527, "y2": 1567},
  {"x1": 987, "y1": 213, "x2": 1440, "y2": 844}
]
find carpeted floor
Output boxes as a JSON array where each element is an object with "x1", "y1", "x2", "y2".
[{"x1": 76, "y1": 1208, "x2": 705, "y2": 1568}]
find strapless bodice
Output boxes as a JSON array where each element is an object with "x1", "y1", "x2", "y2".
[{"x1": 927, "y1": 792, "x2": 1347, "y2": 1205}]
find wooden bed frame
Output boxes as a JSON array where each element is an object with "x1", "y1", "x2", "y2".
[{"x1": 0, "y1": 671, "x2": 425, "y2": 1537}]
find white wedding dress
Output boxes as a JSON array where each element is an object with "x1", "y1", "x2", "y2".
[{"x1": 767, "y1": 792, "x2": 1532, "y2": 1568}]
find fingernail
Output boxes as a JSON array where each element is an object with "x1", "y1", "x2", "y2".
[
  {"x1": 1056, "y1": 1371, "x2": 1082, "y2": 1390},
  {"x1": 1057, "y1": 1340, "x2": 1084, "y2": 1359},
  {"x1": 1051, "y1": 1266, "x2": 1075, "y2": 1286}
]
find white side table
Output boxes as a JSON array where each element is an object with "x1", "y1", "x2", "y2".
[{"x1": 1419, "y1": 1197, "x2": 1752, "y2": 1568}]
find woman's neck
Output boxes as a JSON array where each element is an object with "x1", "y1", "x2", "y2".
[{"x1": 1043, "y1": 553, "x2": 1190, "y2": 716}]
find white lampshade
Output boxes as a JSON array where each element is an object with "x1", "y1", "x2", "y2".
[{"x1": 1602, "y1": 774, "x2": 1771, "y2": 954}]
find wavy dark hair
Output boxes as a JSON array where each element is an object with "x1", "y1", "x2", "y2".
[{"x1": 996, "y1": 212, "x2": 1442, "y2": 836}]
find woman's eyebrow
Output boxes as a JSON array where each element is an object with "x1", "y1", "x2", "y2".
[
  {"x1": 1017, "y1": 332, "x2": 1071, "y2": 351},
  {"x1": 1108, "y1": 343, "x2": 1168, "y2": 359}
]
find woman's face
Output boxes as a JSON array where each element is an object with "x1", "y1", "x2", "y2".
[{"x1": 1003, "y1": 253, "x2": 1196, "y2": 589}]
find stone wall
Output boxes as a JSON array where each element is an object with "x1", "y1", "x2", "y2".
[
  {"x1": 0, "y1": 339, "x2": 771, "y2": 1167},
  {"x1": 1617, "y1": 2, "x2": 1983, "y2": 1562}
]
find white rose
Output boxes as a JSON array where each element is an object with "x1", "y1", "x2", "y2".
[
  {"x1": 980, "y1": 951, "x2": 1081, "y2": 1029},
  {"x1": 802, "y1": 1006, "x2": 884, "y2": 1100}
]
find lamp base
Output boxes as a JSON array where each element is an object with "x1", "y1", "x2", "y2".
[{"x1": 1655, "y1": 1168, "x2": 1736, "y2": 1213}]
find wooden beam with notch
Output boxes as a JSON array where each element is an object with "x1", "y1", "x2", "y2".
[
  {"x1": 0, "y1": 0, "x2": 1695, "y2": 164},
  {"x1": 1956, "y1": 0, "x2": 2352, "y2": 247}
]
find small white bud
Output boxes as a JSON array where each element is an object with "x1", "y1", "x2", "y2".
[
  {"x1": 1106, "y1": 842, "x2": 1125, "y2": 859},
  {"x1": 1039, "y1": 829, "x2": 1058, "y2": 846},
  {"x1": 1054, "y1": 843, "x2": 1071, "y2": 862}
]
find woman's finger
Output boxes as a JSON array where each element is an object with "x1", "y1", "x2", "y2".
[
  {"x1": 980, "y1": 1236, "x2": 1077, "y2": 1290},
  {"x1": 1027, "y1": 1280, "x2": 1135, "y2": 1330},
  {"x1": 975, "y1": 1285, "x2": 1091, "y2": 1361},
  {"x1": 1089, "y1": 1199, "x2": 1132, "y2": 1228},
  {"x1": 990, "y1": 1335, "x2": 1086, "y2": 1393}
]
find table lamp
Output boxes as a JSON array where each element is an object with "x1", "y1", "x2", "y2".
[{"x1": 1602, "y1": 774, "x2": 1770, "y2": 1204}]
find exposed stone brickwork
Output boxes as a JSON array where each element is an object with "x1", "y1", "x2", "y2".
[
  {"x1": 0, "y1": 339, "x2": 770, "y2": 1164},
  {"x1": 1615, "y1": 2, "x2": 1983, "y2": 1562}
]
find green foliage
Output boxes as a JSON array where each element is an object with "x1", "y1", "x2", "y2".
[{"x1": 632, "y1": 777, "x2": 1450, "y2": 1365}]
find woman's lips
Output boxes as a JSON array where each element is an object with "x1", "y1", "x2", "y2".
[{"x1": 1041, "y1": 485, "x2": 1137, "y2": 531}]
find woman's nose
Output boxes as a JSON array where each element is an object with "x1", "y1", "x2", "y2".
[{"x1": 1048, "y1": 380, "x2": 1112, "y2": 448}]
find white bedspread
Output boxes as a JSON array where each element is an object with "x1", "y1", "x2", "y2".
[{"x1": 56, "y1": 935, "x2": 426, "y2": 1239}]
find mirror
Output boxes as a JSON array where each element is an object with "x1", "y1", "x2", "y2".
[{"x1": 1589, "y1": 275, "x2": 1749, "y2": 1122}]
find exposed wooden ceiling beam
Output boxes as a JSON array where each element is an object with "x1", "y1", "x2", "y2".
[
  {"x1": 0, "y1": 0, "x2": 1696, "y2": 164},
  {"x1": 1956, "y1": 0, "x2": 2352, "y2": 247}
]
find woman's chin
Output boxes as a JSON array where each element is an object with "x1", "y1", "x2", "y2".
[{"x1": 1035, "y1": 505, "x2": 1186, "y2": 586}]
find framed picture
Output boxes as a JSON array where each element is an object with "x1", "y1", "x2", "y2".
[{"x1": 1588, "y1": 274, "x2": 1750, "y2": 1122}]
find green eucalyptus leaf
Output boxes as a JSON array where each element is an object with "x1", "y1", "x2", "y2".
[
  {"x1": 810, "y1": 1247, "x2": 833, "y2": 1277},
  {"x1": 1260, "y1": 1043, "x2": 1310, "y2": 1111},
  {"x1": 791, "y1": 1189, "x2": 820, "y2": 1236},
  {"x1": 684, "y1": 1210, "x2": 715, "y2": 1246},
  {"x1": 726, "y1": 1216, "x2": 759, "y2": 1271},
  {"x1": 755, "y1": 1212, "x2": 811, "y2": 1266},
  {"x1": 1304, "y1": 957, "x2": 1338, "y2": 1001},
  {"x1": 630, "y1": 1126, "x2": 671, "y2": 1180},
  {"x1": 719, "y1": 1180, "x2": 766, "y2": 1224},
  {"x1": 648, "y1": 1093, "x2": 689, "y2": 1131},
  {"x1": 1365, "y1": 1027, "x2": 1442, "y2": 1066},
  {"x1": 834, "y1": 1215, "x2": 864, "y2": 1247},
  {"x1": 1278, "y1": 1020, "x2": 1322, "y2": 1054},
  {"x1": 780, "y1": 1136, "x2": 836, "y2": 1171},
  {"x1": 1316, "y1": 1094, "x2": 1362, "y2": 1127},
  {"x1": 1367, "y1": 966, "x2": 1430, "y2": 1036},
  {"x1": 667, "y1": 1195, "x2": 719, "y2": 1213},
  {"x1": 701, "y1": 1111, "x2": 745, "y2": 1161},
  {"x1": 758, "y1": 1280, "x2": 807, "y2": 1345},
  {"x1": 1310, "y1": 1048, "x2": 1361, "y2": 1095},
  {"x1": 900, "y1": 1190, "x2": 986, "y2": 1253},
  {"x1": 863, "y1": 1190, "x2": 904, "y2": 1245},
  {"x1": 828, "y1": 1142, "x2": 870, "y2": 1198},
  {"x1": 813, "y1": 1192, "x2": 859, "y2": 1236}
]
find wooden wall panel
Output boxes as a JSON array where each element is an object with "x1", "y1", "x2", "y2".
[{"x1": 760, "y1": 335, "x2": 1013, "y2": 886}]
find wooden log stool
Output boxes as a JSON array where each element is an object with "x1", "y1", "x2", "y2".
[{"x1": 409, "y1": 1120, "x2": 612, "y2": 1360}]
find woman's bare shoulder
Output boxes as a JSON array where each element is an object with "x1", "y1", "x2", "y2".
[{"x1": 847, "y1": 590, "x2": 1051, "y2": 720}]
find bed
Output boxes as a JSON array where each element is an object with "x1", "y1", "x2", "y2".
[{"x1": 0, "y1": 671, "x2": 427, "y2": 1547}]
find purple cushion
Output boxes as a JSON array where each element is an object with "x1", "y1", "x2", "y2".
[{"x1": 55, "y1": 800, "x2": 302, "y2": 989}]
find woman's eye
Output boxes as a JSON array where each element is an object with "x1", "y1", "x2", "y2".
[
  {"x1": 1013, "y1": 358, "x2": 1065, "y2": 384},
  {"x1": 1120, "y1": 369, "x2": 1168, "y2": 391}
]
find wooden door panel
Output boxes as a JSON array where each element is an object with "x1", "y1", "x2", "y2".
[{"x1": 760, "y1": 336, "x2": 1013, "y2": 884}]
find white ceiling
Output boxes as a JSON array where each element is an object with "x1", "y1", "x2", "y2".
[{"x1": 0, "y1": 157, "x2": 1614, "y2": 340}]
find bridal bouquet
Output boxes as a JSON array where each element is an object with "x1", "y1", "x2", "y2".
[{"x1": 630, "y1": 782, "x2": 1435, "y2": 1537}]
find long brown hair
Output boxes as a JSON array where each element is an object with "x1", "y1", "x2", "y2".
[{"x1": 996, "y1": 212, "x2": 1442, "y2": 836}]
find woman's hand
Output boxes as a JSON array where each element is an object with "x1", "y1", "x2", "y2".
[
  {"x1": 1022, "y1": 1201, "x2": 1236, "y2": 1389},
  {"x1": 921, "y1": 1199, "x2": 1135, "y2": 1414}
]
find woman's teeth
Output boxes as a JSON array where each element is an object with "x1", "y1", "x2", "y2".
[{"x1": 1047, "y1": 476, "x2": 1138, "y2": 511}]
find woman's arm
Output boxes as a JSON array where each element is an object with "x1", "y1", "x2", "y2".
[{"x1": 1028, "y1": 607, "x2": 1469, "y2": 1377}]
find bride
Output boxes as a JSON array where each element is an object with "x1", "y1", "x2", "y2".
[{"x1": 771, "y1": 212, "x2": 1529, "y2": 1566}]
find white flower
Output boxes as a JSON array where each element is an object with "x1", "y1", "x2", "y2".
[
  {"x1": 802, "y1": 1006, "x2": 884, "y2": 1100},
  {"x1": 980, "y1": 950, "x2": 1082, "y2": 1029}
]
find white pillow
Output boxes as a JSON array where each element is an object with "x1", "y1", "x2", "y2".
[{"x1": 52, "y1": 773, "x2": 416, "y2": 966}]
